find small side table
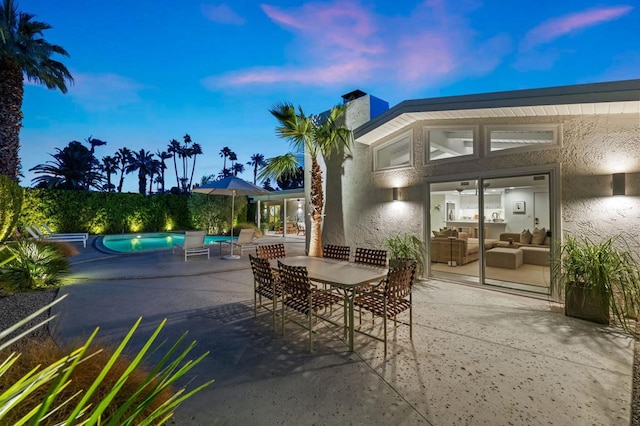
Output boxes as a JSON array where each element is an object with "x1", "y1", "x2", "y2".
[{"x1": 448, "y1": 236, "x2": 457, "y2": 267}]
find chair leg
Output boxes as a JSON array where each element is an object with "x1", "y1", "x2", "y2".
[{"x1": 383, "y1": 301, "x2": 388, "y2": 357}]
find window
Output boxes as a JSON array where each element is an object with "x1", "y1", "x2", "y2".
[
  {"x1": 374, "y1": 132, "x2": 412, "y2": 170},
  {"x1": 426, "y1": 127, "x2": 476, "y2": 162},
  {"x1": 487, "y1": 125, "x2": 560, "y2": 153}
]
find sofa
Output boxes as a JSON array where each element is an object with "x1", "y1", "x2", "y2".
[
  {"x1": 491, "y1": 230, "x2": 551, "y2": 266},
  {"x1": 497, "y1": 230, "x2": 550, "y2": 248},
  {"x1": 431, "y1": 232, "x2": 498, "y2": 265}
]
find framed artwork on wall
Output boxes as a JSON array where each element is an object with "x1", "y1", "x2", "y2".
[{"x1": 513, "y1": 201, "x2": 526, "y2": 214}]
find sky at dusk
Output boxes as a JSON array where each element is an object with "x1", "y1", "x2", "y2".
[{"x1": 17, "y1": 0, "x2": 639, "y2": 192}]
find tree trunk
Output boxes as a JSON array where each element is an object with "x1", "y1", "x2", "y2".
[
  {"x1": 0, "y1": 60, "x2": 24, "y2": 180},
  {"x1": 308, "y1": 156, "x2": 324, "y2": 257}
]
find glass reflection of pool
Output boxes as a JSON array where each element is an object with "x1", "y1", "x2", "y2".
[{"x1": 102, "y1": 232, "x2": 234, "y2": 253}]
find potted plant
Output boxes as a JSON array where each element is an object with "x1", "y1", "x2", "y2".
[
  {"x1": 552, "y1": 234, "x2": 640, "y2": 334},
  {"x1": 383, "y1": 233, "x2": 427, "y2": 276}
]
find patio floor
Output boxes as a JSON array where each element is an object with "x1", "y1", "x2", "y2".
[{"x1": 50, "y1": 236, "x2": 633, "y2": 425}]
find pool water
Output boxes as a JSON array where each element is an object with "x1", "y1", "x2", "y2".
[{"x1": 102, "y1": 232, "x2": 234, "y2": 253}]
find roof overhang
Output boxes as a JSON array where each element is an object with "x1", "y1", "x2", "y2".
[
  {"x1": 354, "y1": 79, "x2": 640, "y2": 145},
  {"x1": 250, "y1": 188, "x2": 305, "y2": 203}
]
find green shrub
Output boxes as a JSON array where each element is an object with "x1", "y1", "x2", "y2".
[
  {"x1": 0, "y1": 175, "x2": 24, "y2": 242},
  {"x1": 0, "y1": 239, "x2": 69, "y2": 290}
]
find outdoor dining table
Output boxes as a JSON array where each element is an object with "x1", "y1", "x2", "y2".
[{"x1": 273, "y1": 255, "x2": 388, "y2": 351}]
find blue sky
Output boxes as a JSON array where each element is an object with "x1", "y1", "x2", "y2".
[{"x1": 18, "y1": 0, "x2": 639, "y2": 192}]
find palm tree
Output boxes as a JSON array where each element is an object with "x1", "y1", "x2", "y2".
[
  {"x1": 167, "y1": 139, "x2": 181, "y2": 191},
  {"x1": 83, "y1": 136, "x2": 106, "y2": 190},
  {"x1": 232, "y1": 162, "x2": 245, "y2": 176},
  {"x1": 187, "y1": 142, "x2": 202, "y2": 192},
  {"x1": 261, "y1": 103, "x2": 351, "y2": 256},
  {"x1": 115, "y1": 147, "x2": 133, "y2": 192},
  {"x1": 126, "y1": 149, "x2": 155, "y2": 195},
  {"x1": 147, "y1": 158, "x2": 161, "y2": 194},
  {"x1": 0, "y1": 0, "x2": 73, "y2": 179},
  {"x1": 30, "y1": 141, "x2": 103, "y2": 190},
  {"x1": 101, "y1": 155, "x2": 119, "y2": 192},
  {"x1": 219, "y1": 146, "x2": 232, "y2": 170},
  {"x1": 156, "y1": 150, "x2": 172, "y2": 193},
  {"x1": 247, "y1": 153, "x2": 265, "y2": 185}
]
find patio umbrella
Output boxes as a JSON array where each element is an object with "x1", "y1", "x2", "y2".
[{"x1": 193, "y1": 176, "x2": 270, "y2": 259}]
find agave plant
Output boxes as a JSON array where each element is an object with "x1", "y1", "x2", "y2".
[{"x1": 0, "y1": 296, "x2": 213, "y2": 425}]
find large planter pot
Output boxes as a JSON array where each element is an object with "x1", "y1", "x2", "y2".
[{"x1": 565, "y1": 283, "x2": 610, "y2": 325}]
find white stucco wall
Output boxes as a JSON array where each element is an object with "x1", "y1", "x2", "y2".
[{"x1": 335, "y1": 112, "x2": 639, "y2": 253}]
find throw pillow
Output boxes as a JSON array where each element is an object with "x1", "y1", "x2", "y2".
[
  {"x1": 457, "y1": 232, "x2": 469, "y2": 241},
  {"x1": 520, "y1": 229, "x2": 533, "y2": 245},
  {"x1": 433, "y1": 230, "x2": 444, "y2": 237},
  {"x1": 531, "y1": 227, "x2": 546, "y2": 245}
]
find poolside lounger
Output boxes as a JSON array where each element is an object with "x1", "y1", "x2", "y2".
[
  {"x1": 26, "y1": 226, "x2": 88, "y2": 248},
  {"x1": 40, "y1": 223, "x2": 89, "y2": 239},
  {"x1": 173, "y1": 230, "x2": 210, "y2": 261},
  {"x1": 218, "y1": 228, "x2": 258, "y2": 256}
]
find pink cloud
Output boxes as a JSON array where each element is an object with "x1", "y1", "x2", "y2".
[
  {"x1": 522, "y1": 6, "x2": 633, "y2": 49},
  {"x1": 204, "y1": 1, "x2": 509, "y2": 90},
  {"x1": 203, "y1": 58, "x2": 376, "y2": 88},
  {"x1": 202, "y1": 4, "x2": 245, "y2": 25}
]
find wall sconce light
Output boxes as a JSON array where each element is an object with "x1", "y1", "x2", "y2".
[
  {"x1": 613, "y1": 173, "x2": 626, "y2": 196},
  {"x1": 392, "y1": 187, "x2": 400, "y2": 201}
]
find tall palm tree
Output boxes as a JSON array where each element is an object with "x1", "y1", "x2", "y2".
[
  {"x1": 0, "y1": 0, "x2": 73, "y2": 179},
  {"x1": 219, "y1": 146, "x2": 232, "y2": 170},
  {"x1": 115, "y1": 147, "x2": 133, "y2": 192},
  {"x1": 167, "y1": 139, "x2": 181, "y2": 191},
  {"x1": 261, "y1": 103, "x2": 351, "y2": 256},
  {"x1": 126, "y1": 149, "x2": 154, "y2": 195},
  {"x1": 247, "y1": 153, "x2": 265, "y2": 185},
  {"x1": 187, "y1": 142, "x2": 202, "y2": 192},
  {"x1": 101, "y1": 155, "x2": 119, "y2": 192},
  {"x1": 147, "y1": 158, "x2": 161, "y2": 194},
  {"x1": 156, "y1": 150, "x2": 172, "y2": 193},
  {"x1": 83, "y1": 136, "x2": 106, "y2": 190}
]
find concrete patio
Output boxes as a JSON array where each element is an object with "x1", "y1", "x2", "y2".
[{"x1": 50, "y1": 236, "x2": 634, "y2": 425}]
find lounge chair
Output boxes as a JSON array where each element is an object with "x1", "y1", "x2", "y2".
[
  {"x1": 40, "y1": 223, "x2": 89, "y2": 239},
  {"x1": 26, "y1": 226, "x2": 88, "y2": 248},
  {"x1": 219, "y1": 228, "x2": 258, "y2": 256},
  {"x1": 173, "y1": 230, "x2": 210, "y2": 261}
]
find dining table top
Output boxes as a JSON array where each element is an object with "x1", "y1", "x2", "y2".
[{"x1": 272, "y1": 255, "x2": 388, "y2": 288}]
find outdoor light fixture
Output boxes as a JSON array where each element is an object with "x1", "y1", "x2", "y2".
[
  {"x1": 392, "y1": 187, "x2": 399, "y2": 201},
  {"x1": 613, "y1": 173, "x2": 626, "y2": 196}
]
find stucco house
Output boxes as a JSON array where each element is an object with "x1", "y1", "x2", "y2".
[{"x1": 315, "y1": 79, "x2": 639, "y2": 297}]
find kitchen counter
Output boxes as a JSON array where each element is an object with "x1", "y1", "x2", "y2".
[{"x1": 446, "y1": 221, "x2": 506, "y2": 239}]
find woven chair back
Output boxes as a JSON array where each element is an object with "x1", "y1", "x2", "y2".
[
  {"x1": 278, "y1": 261, "x2": 312, "y2": 298},
  {"x1": 256, "y1": 243, "x2": 286, "y2": 260},
  {"x1": 354, "y1": 247, "x2": 387, "y2": 267},
  {"x1": 249, "y1": 254, "x2": 276, "y2": 288},
  {"x1": 385, "y1": 261, "x2": 417, "y2": 300},
  {"x1": 323, "y1": 244, "x2": 351, "y2": 261}
]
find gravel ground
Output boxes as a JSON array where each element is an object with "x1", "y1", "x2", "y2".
[
  {"x1": 0, "y1": 289, "x2": 59, "y2": 343},
  {"x1": 2, "y1": 290, "x2": 639, "y2": 424}
]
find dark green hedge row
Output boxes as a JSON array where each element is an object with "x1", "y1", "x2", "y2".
[{"x1": 19, "y1": 189, "x2": 193, "y2": 235}]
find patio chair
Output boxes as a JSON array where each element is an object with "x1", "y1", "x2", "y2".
[
  {"x1": 354, "y1": 247, "x2": 387, "y2": 267},
  {"x1": 323, "y1": 244, "x2": 351, "y2": 261},
  {"x1": 173, "y1": 230, "x2": 209, "y2": 261},
  {"x1": 354, "y1": 261, "x2": 417, "y2": 356},
  {"x1": 26, "y1": 226, "x2": 88, "y2": 248},
  {"x1": 249, "y1": 254, "x2": 284, "y2": 331},
  {"x1": 219, "y1": 228, "x2": 257, "y2": 256},
  {"x1": 278, "y1": 261, "x2": 342, "y2": 352},
  {"x1": 296, "y1": 222, "x2": 306, "y2": 235}
]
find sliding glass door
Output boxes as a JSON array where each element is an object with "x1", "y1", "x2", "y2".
[{"x1": 428, "y1": 173, "x2": 552, "y2": 295}]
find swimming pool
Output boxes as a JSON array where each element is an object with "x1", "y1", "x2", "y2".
[{"x1": 102, "y1": 232, "x2": 234, "y2": 253}]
